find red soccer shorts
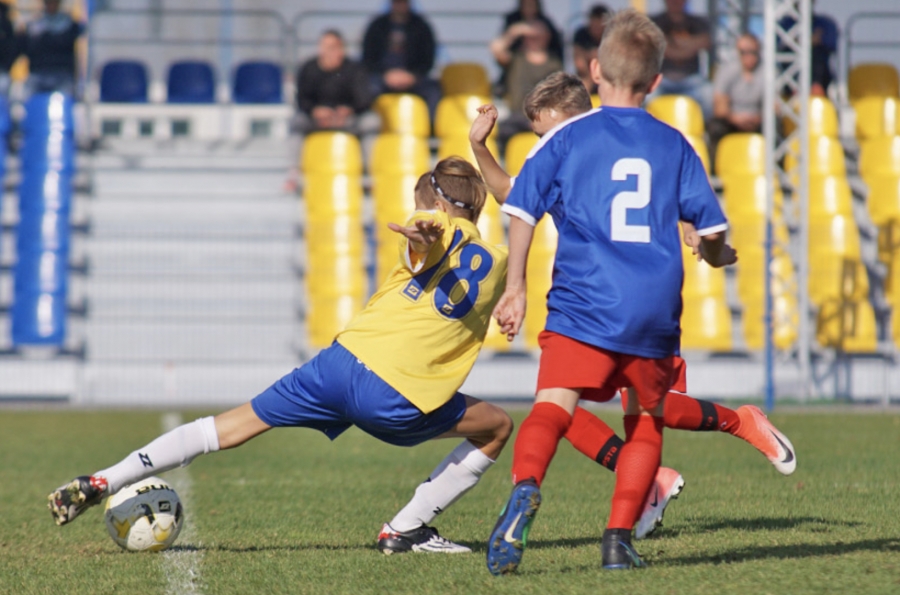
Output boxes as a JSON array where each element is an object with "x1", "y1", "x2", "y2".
[{"x1": 536, "y1": 330, "x2": 675, "y2": 411}]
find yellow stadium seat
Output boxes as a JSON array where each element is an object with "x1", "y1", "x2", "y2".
[
  {"x1": 505, "y1": 132, "x2": 539, "y2": 176},
  {"x1": 307, "y1": 292, "x2": 365, "y2": 348},
  {"x1": 646, "y1": 95, "x2": 704, "y2": 135},
  {"x1": 373, "y1": 93, "x2": 430, "y2": 137},
  {"x1": 785, "y1": 136, "x2": 846, "y2": 178},
  {"x1": 809, "y1": 175, "x2": 853, "y2": 218},
  {"x1": 438, "y1": 134, "x2": 498, "y2": 167},
  {"x1": 721, "y1": 174, "x2": 785, "y2": 223},
  {"x1": 476, "y1": 195, "x2": 505, "y2": 246},
  {"x1": 434, "y1": 94, "x2": 491, "y2": 139},
  {"x1": 848, "y1": 63, "x2": 900, "y2": 103},
  {"x1": 742, "y1": 292, "x2": 798, "y2": 350},
  {"x1": 684, "y1": 134, "x2": 711, "y2": 174},
  {"x1": 371, "y1": 171, "x2": 423, "y2": 281},
  {"x1": 879, "y1": 219, "x2": 900, "y2": 269},
  {"x1": 854, "y1": 96, "x2": 900, "y2": 141},
  {"x1": 864, "y1": 174, "x2": 900, "y2": 226},
  {"x1": 440, "y1": 62, "x2": 491, "y2": 97},
  {"x1": 733, "y1": 246, "x2": 795, "y2": 306},
  {"x1": 782, "y1": 96, "x2": 839, "y2": 138},
  {"x1": 301, "y1": 131, "x2": 363, "y2": 175},
  {"x1": 680, "y1": 297, "x2": 733, "y2": 351},
  {"x1": 591, "y1": 94, "x2": 601, "y2": 108},
  {"x1": 859, "y1": 136, "x2": 900, "y2": 177},
  {"x1": 524, "y1": 218, "x2": 557, "y2": 348},
  {"x1": 303, "y1": 173, "x2": 363, "y2": 219},
  {"x1": 306, "y1": 252, "x2": 366, "y2": 295},
  {"x1": 370, "y1": 133, "x2": 431, "y2": 175},
  {"x1": 682, "y1": 241, "x2": 727, "y2": 298},
  {"x1": 305, "y1": 216, "x2": 365, "y2": 257},
  {"x1": 809, "y1": 213, "x2": 862, "y2": 259},
  {"x1": 816, "y1": 299, "x2": 878, "y2": 353},
  {"x1": 715, "y1": 133, "x2": 765, "y2": 179}
]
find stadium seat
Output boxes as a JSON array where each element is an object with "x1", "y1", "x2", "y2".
[
  {"x1": 99, "y1": 60, "x2": 148, "y2": 103},
  {"x1": 715, "y1": 133, "x2": 765, "y2": 179},
  {"x1": 781, "y1": 96, "x2": 838, "y2": 138},
  {"x1": 370, "y1": 133, "x2": 430, "y2": 176},
  {"x1": 848, "y1": 63, "x2": 900, "y2": 103},
  {"x1": 816, "y1": 299, "x2": 878, "y2": 353},
  {"x1": 859, "y1": 136, "x2": 900, "y2": 178},
  {"x1": 682, "y1": 241, "x2": 727, "y2": 299},
  {"x1": 303, "y1": 174, "x2": 363, "y2": 220},
  {"x1": 373, "y1": 93, "x2": 430, "y2": 137},
  {"x1": 721, "y1": 174, "x2": 785, "y2": 224},
  {"x1": 440, "y1": 62, "x2": 491, "y2": 97},
  {"x1": 809, "y1": 175, "x2": 853, "y2": 218},
  {"x1": 785, "y1": 136, "x2": 846, "y2": 178},
  {"x1": 301, "y1": 131, "x2": 363, "y2": 176},
  {"x1": 681, "y1": 297, "x2": 733, "y2": 351},
  {"x1": 591, "y1": 94, "x2": 601, "y2": 108},
  {"x1": 434, "y1": 94, "x2": 490, "y2": 138},
  {"x1": 505, "y1": 132, "x2": 538, "y2": 176},
  {"x1": 438, "y1": 134, "x2": 497, "y2": 167},
  {"x1": 854, "y1": 96, "x2": 899, "y2": 141},
  {"x1": 372, "y1": 173, "x2": 419, "y2": 282},
  {"x1": 733, "y1": 246, "x2": 795, "y2": 307},
  {"x1": 742, "y1": 292, "x2": 798, "y2": 350},
  {"x1": 232, "y1": 61, "x2": 282, "y2": 104},
  {"x1": 304, "y1": 215, "x2": 365, "y2": 257},
  {"x1": 684, "y1": 134, "x2": 711, "y2": 174},
  {"x1": 809, "y1": 257, "x2": 869, "y2": 305},
  {"x1": 646, "y1": 95, "x2": 704, "y2": 136},
  {"x1": 524, "y1": 217, "x2": 557, "y2": 348},
  {"x1": 866, "y1": 174, "x2": 900, "y2": 227},
  {"x1": 166, "y1": 60, "x2": 216, "y2": 104}
]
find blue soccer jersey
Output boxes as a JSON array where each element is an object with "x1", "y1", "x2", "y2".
[{"x1": 502, "y1": 106, "x2": 728, "y2": 358}]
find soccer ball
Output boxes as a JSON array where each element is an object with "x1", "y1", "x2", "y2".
[{"x1": 104, "y1": 477, "x2": 184, "y2": 552}]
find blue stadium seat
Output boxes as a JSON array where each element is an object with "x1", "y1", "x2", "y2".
[
  {"x1": 21, "y1": 92, "x2": 75, "y2": 135},
  {"x1": 167, "y1": 60, "x2": 216, "y2": 104},
  {"x1": 100, "y1": 60, "x2": 148, "y2": 103},
  {"x1": 232, "y1": 61, "x2": 282, "y2": 104},
  {"x1": 11, "y1": 290, "x2": 67, "y2": 345}
]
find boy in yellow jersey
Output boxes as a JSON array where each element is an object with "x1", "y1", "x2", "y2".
[{"x1": 48, "y1": 157, "x2": 513, "y2": 555}]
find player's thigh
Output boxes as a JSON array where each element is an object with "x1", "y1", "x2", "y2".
[{"x1": 439, "y1": 395, "x2": 513, "y2": 441}]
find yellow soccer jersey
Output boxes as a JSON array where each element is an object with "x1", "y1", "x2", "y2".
[{"x1": 337, "y1": 210, "x2": 508, "y2": 414}]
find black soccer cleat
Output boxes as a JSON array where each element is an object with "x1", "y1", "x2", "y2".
[
  {"x1": 601, "y1": 528, "x2": 646, "y2": 570},
  {"x1": 47, "y1": 475, "x2": 108, "y2": 526},
  {"x1": 377, "y1": 523, "x2": 471, "y2": 554}
]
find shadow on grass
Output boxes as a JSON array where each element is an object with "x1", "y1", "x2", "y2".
[
  {"x1": 659, "y1": 537, "x2": 900, "y2": 566},
  {"x1": 660, "y1": 515, "x2": 864, "y2": 537},
  {"x1": 165, "y1": 543, "x2": 373, "y2": 553}
]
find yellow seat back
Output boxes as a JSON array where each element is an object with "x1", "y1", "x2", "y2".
[
  {"x1": 434, "y1": 94, "x2": 491, "y2": 139},
  {"x1": 646, "y1": 95, "x2": 705, "y2": 135},
  {"x1": 373, "y1": 93, "x2": 431, "y2": 137},
  {"x1": 440, "y1": 62, "x2": 491, "y2": 96},
  {"x1": 848, "y1": 63, "x2": 900, "y2": 103}
]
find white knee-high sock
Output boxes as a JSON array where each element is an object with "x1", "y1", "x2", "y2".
[
  {"x1": 388, "y1": 440, "x2": 495, "y2": 532},
  {"x1": 93, "y1": 416, "x2": 220, "y2": 494}
]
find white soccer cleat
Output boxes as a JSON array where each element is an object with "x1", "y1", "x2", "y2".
[
  {"x1": 734, "y1": 405, "x2": 797, "y2": 475},
  {"x1": 635, "y1": 466, "x2": 685, "y2": 540},
  {"x1": 377, "y1": 523, "x2": 471, "y2": 554}
]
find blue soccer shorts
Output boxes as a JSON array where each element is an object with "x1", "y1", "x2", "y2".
[{"x1": 251, "y1": 342, "x2": 467, "y2": 447}]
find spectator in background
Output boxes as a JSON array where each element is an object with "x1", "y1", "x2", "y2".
[
  {"x1": 572, "y1": 4, "x2": 611, "y2": 95},
  {"x1": 495, "y1": 0, "x2": 563, "y2": 97},
  {"x1": 490, "y1": 19, "x2": 562, "y2": 148},
  {"x1": 708, "y1": 33, "x2": 764, "y2": 172},
  {"x1": 0, "y1": 3, "x2": 16, "y2": 98},
  {"x1": 362, "y1": 0, "x2": 441, "y2": 120},
  {"x1": 18, "y1": 0, "x2": 85, "y2": 98},
  {"x1": 650, "y1": 0, "x2": 712, "y2": 118},
  {"x1": 285, "y1": 30, "x2": 380, "y2": 193},
  {"x1": 779, "y1": 0, "x2": 838, "y2": 97}
]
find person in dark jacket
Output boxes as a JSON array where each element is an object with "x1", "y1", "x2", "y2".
[
  {"x1": 0, "y1": 3, "x2": 16, "y2": 98},
  {"x1": 362, "y1": 0, "x2": 441, "y2": 119},
  {"x1": 19, "y1": 0, "x2": 85, "y2": 98},
  {"x1": 494, "y1": 0, "x2": 563, "y2": 96}
]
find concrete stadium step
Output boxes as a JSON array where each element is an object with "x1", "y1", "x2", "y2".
[
  {"x1": 87, "y1": 278, "x2": 298, "y2": 320},
  {"x1": 0, "y1": 357, "x2": 79, "y2": 399},
  {"x1": 93, "y1": 170, "x2": 286, "y2": 197},
  {"x1": 85, "y1": 320, "x2": 302, "y2": 362},
  {"x1": 86, "y1": 238, "x2": 296, "y2": 278}
]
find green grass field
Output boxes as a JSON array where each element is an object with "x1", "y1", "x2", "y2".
[{"x1": 2, "y1": 407, "x2": 899, "y2": 595}]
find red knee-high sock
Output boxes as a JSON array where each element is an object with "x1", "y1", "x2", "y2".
[
  {"x1": 564, "y1": 407, "x2": 623, "y2": 472},
  {"x1": 511, "y1": 402, "x2": 572, "y2": 486},
  {"x1": 663, "y1": 393, "x2": 741, "y2": 433},
  {"x1": 607, "y1": 414, "x2": 664, "y2": 530}
]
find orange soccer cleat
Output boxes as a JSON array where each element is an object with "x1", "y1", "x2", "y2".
[
  {"x1": 734, "y1": 405, "x2": 797, "y2": 475},
  {"x1": 635, "y1": 466, "x2": 685, "y2": 540}
]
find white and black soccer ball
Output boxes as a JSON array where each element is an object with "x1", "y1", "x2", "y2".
[{"x1": 104, "y1": 476, "x2": 184, "y2": 552}]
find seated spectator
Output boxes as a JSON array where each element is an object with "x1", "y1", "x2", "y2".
[
  {"x1": 708, "y1": 33, "x2": 763, "y2": 171},
  {"x1": 572, "y1": 4, "x2": 610, "y2": 94},
  {"x1": 490, "y1": 19, "x2": 562, "y2": 148},
  {"x1": 285, "y1": 30, "x2": 380, "y2": 193},
  {"x1": 362, "y1": 0, "x2": 441, "y2": 121},
  {"x1": 0, "y1": 3, "x2": 15, "y2": 98},
  {"x1": 18, "y1": 0, "x2": 85, "y2": 98},
  {"x1": 495, "y1": 0, "x2": 563, "y2": 97},
  {"x1": 650, "y1": 0, "x2": 712, "y2": 119},
  {"x1": 779, "y1": 0, "x2": 838, "y2": 97}
]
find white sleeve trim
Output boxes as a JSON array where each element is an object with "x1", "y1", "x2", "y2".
[
  {"x1": 403, "y1": 242, "x2": 426, "y2": 273},
  {"x1": 695, "y1": 222, "x2": 728, "y2": 236},
  {"x1": 501, "y1": 204, "x2": 537, "y2": 226},
  {"x1": 509, "y1": 175, "x2": 516, "y2": 188}
]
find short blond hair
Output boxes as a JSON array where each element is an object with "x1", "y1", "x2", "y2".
[
  {"x1": 524, "y1": 71, "x2": 593, "y2": 121},
  {"x1": 597, "y1": 9, "x2": 666, "y2": 94},
  {"x1": 430, "y1": 156, "x2": 487, "y2": 223}
]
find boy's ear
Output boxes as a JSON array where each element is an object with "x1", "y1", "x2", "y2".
[
  {"x1": 434, "y1": 200, "x2": 449, "y2": 214},
  {"x1": 590, "y1": 58, "x2": 601, "y2": 85},
  {"x1": 647, "y1": 72, "x2": 663, "y2": 95}
]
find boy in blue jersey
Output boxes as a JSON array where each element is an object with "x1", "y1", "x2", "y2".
[
  {"x1": 48, "y1": 158, "x2": 514, "y2": 556},
  {"x1": 486, "y1": 10, "x2": 737, "y2": 575}
]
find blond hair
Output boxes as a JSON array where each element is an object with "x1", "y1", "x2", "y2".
[
  {"x1": 597, "y1": 9, "x2": 666, "y2": 94},
  {"x1": 430, "y1": 156, "x2": 487, "y2": 223},
  {"x1": 524, "y1": 71, "x2": 593, "y2": 121}
]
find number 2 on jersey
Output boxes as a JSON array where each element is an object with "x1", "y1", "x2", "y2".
[{"x1": 610, "y1": 158, "x2": 651, "y2": 243}]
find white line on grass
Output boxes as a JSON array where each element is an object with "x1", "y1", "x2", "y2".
[{"x1": 161, "y1": 412, "x2": 203, "y2": 595}]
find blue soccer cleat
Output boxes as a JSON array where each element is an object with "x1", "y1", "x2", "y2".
[{"x1": 486, "y1": 479, "x2": 541, "y2": 575}]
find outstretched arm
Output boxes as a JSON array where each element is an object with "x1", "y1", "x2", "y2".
[
  {"x1": 388, "y1": 218, "x2": 444, "y2": 256},
  {"x1": 469, "y1": 105, "x2": 513, "y2": 203},
  {"x1": 493, "y1": 216, "x2": 535, "y2": 341}
]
